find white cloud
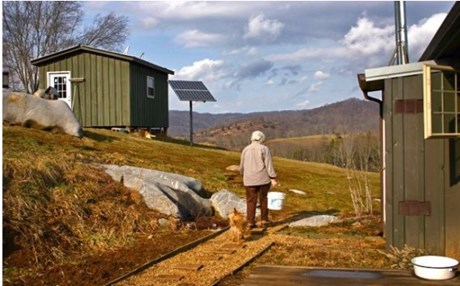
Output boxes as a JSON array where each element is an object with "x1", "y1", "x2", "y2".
[
  {"x1": 138, "y1": 1, "x2": 249, "y2": 21},
  {"x1": 314, "y1": 71, "x2": 330, "y2": 80},
  {"x1": 226, "y1": 46, "x2": 258, "y2": 56},
  {"x1": 268, "y1": 13, "x2": 446, "y2": 68},
  {"x1": 141, "y1": 17, "x2": 159, "y2": 29},
  {"x1": 173, "y1": 58, "x2": 228, "y2": 82},
  {"x1": 175, "y1": 29, "x2": 226, "y2": 48},
  {"x1": 296, "y1": 99, "x2": 310, "y2": 109},
  {"x1": 244, "y1": 13, "x2": 285, "y2": 43},
  {"x1": 341, "y1": 17, "x2": 394, "y2": 57},
  {"x1": 247, "y1": 47, "x2": 258, "y2": 56},
  {"x1": 308, "y1": 81, "x2": 323, "y2": 93},
  {"x1": 299, "y1": 75, "x2": 309, "y2": 83},
  {"x1": 268, "y1": 16, "x2": 395, "y2": 67},
  {"x1": 408, "y1": 13, "x2": 447, "y2": 60},
  {"x1": 269, "y1": 46, "x2": 347, "y2": 62}
]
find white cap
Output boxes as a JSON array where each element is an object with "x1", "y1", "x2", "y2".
[{"x1": 251, "y1": 130, "x2": 265, "y2": 142}]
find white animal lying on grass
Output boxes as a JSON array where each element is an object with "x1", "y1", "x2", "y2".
[{"x1": 3, "y1": 92, "x2": 83, "y2": 137}]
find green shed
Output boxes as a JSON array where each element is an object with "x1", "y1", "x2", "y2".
[
  {"x1": 31, "y1": 45, "x2": 174, "y2": 132},
  {"x1": 358, "y1": 3, "x2": 460, "y2": 259}
]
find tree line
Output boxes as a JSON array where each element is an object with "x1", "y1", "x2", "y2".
[{"x1": 266, "y1": 132, "x2": 380, "y2": 172}]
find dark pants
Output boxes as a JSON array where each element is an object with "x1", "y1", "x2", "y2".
[{"x1": 245, "y1": 183, "x2": 271, "y2": 226}]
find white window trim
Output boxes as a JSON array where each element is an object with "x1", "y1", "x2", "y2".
[
  {"x1": 423, "y1": 64, "x2": 460, "y2": 139},
  {"x1": 147, "y1": 76, "x2": 155, "y2": 99},
  {"x1": 46, "y1": 71, "x2": 72, "y2": 107}
]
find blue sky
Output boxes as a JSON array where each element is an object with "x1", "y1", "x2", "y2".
[{"x1": 84, "y1": 1, "x2": 454, "y2": 114}]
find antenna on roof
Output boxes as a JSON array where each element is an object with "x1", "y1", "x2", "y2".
[
  {"x1": 123, "y1": 45, "x2": 130, "y2": 55},
  {"x1": 139, "y1": 52, "x2": 145, "y2": 59}
]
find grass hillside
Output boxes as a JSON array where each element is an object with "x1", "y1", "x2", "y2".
[{"x1": 3, "y1": 125, "x2": 381, "y2": 285}]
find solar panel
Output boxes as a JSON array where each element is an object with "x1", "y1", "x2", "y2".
[{"x1": 169, "y1": 80, "x2": 216, "y2": 102}]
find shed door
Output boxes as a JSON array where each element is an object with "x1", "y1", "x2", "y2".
[{"x1": 48, "y1": 72, "x2": 71, "y2": 107}]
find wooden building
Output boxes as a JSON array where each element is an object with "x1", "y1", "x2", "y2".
[
  {"x1": 358, "y1": 3, "x2": 460, "y2": 259},
  {"x1": 31, "y1": 45, "x2": 174, "y2": 132}
]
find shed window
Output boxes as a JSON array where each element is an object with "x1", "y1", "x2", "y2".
[
  {"x1": 423, "y1": 64, "x2": 460, "y2": 139},
  {"x1": 147, "y1": 76, "x2": 155, "y2": 99}
]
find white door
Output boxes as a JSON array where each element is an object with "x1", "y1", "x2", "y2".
[{"x1": 48, "y1": 72, "x2": 71, "y2": 107}]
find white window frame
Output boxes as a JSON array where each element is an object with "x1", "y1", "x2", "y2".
[
  {"x1": 423, "y1": 64, "x2": 460, "y2": 139},
  {"x1": 147, "y1": 76, "x2": 155, "y2": 99}
]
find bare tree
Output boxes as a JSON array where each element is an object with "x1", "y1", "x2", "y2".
[
  {"x1": 78, "y1": 12, "x2": 129, "y2": 51},
  {"x1": 2, "y1": 1, "x2": 129, "y2": 93},
  {"x1": 339, "y1": 133, "x2": 378, "y2": 218}
]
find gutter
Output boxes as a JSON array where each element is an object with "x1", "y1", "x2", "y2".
[{"x1": 357, "y1": 73, "x2": 382, "y2": 106}]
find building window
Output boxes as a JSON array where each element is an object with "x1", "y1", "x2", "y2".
[
  {"x1": 423, "y1": 64, "x2": 460, "y2": 139},
  {"x1": 147, "y1": 76, "x2": 155, "y2": 99}
]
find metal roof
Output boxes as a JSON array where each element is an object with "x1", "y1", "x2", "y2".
[
  {"x1": 363, "y1": 60, "x2": 436, "y2": 82},
  {"x1": 31, "y1": 44, "x2": 175, "y2": 75},
  {"x1": 168, "y1": 80, "x2": 216, "y2": 102}
]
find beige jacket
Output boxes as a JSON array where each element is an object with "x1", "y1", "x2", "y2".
[{"x1": 240, "y1": 141, "x2": 276, "y2": 186}]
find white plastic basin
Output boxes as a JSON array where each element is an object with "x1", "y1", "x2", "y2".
[{"x1": 411, "y1": 255, "x2": 458, "y2": 280}]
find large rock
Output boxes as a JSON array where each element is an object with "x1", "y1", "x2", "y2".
[
  {"x1": 210, "y1": 189, "x2": 260, "y2": 219},
  {"x1": 3, "y1": 92, "x2": 83, "y2": 137},
  {"x1": 98, "y1": 164, "x2": 213, "y2": 219}
]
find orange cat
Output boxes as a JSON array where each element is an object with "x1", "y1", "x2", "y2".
[{"x1": 228, "y1": 208, "x2": 250, "y2": 242}]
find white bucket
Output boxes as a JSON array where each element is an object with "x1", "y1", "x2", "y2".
[{"x1": 267, "y1": 191, "x2": 286, "y2": 210}]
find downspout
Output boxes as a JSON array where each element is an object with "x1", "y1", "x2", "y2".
[{"x1": 357, "y1": 74, "x2": 385, "y2": 236}]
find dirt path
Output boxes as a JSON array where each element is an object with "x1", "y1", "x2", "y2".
[{"x1": 116, "y1": 225, "x2": 287, "y2": 286}]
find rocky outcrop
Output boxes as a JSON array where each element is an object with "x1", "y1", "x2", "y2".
[
  {"x1": 3, "y1": 92, "x2": 83, "y2": 137},
  {"x1": 210, "y1": 189, "x2": 260, "y2": 219},
  {"x1": 98, "y1": 164, "x2": 213, "y2": 220}
]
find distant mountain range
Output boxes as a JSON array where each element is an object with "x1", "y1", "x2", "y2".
[{"x1": 168, "y1": 98, "x2": 380, "y2": 149}]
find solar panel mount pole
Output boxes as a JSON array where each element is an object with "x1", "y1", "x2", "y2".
[{"x1": 189, "y1": 100, "x2": 193, "y2": 146}]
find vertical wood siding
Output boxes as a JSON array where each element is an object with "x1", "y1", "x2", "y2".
[
  {"x1": 402, "y1": 76, "x2": 425, "y2": 249},
  {"x1": 129, "y1": 63, "x2": 169, "y2": 128},
  {"x1": 384, "y1": 74, "x2": 450, "y2": 255},
  {"x1": 445, "y1": 139, "x2": 460, "y2": 258}
]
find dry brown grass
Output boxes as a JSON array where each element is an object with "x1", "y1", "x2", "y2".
[
  {"x1": 217, "y1": 216, "x2": 390, "y2": 286},
  {"x1": 3, "y1": 125, "x2": 382, "y2": 285},
  {"x1": 3, "y1": 152, "x2": 165, "y2": 266}
]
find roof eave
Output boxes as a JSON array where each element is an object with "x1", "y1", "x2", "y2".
[
  {"x1": 363, "y1": 60, "x2": 436, "y2": 83},
  {"x1": 31, "y1": 44, "x2": 175, "y2": 75}
]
